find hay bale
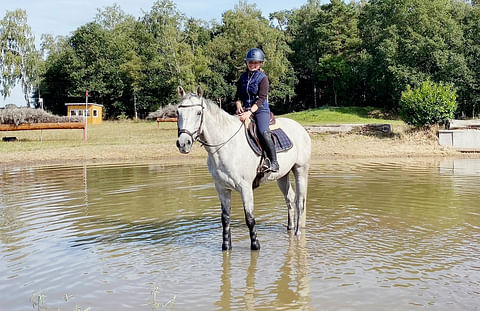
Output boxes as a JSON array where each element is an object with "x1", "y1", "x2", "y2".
[
  {"x1": 0, "y1": 108, "x2": 83, "y2": 126},
  {"x1": 147, "y1": 104, "x2": 178, "y2": 120}
]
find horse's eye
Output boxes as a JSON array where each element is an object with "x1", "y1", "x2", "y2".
[{"x1": 197, "y1": 111, "x2": 202, "y2": 116}]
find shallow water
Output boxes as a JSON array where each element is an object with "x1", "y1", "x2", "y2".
[{"x1": 0, "y1": 159, "x2": 479, "y2": 310}]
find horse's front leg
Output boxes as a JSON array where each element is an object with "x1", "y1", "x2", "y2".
[
  {"x1": 216, "y1": 184, "x2": 232, "y2": 251},
  {"x1": 239, "y1": 185, "x2": 260, "y2": 250}
]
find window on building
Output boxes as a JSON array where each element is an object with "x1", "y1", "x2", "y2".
[{"x1": 93, "y1": 109, "x2": 98, "y2": 117}]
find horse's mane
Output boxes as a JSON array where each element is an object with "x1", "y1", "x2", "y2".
[
  {"x1": 203, "y1": 98, "x2": 240, "y2": 128},
  {"x1": 178, "y1": 93, "x2": 240, "y2": 128}
]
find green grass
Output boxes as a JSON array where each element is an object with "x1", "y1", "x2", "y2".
[
  {"x1": 0, "y1": 120, "x2": 184, "y2": 164},
  {"x1": 281, "y1": 106, "x2": 404, "y2": 126}
]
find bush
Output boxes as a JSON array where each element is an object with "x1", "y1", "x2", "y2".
[{"x1": 399, "y1": 80, "x2": 457, "y2": 127}]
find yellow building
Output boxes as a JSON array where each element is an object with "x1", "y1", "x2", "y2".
[{"x1": 65, "y1": 103, "x2": 103, "y2": 124}]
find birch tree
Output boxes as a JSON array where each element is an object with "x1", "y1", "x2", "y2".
[{"x1": 0, "y1": 9, "x2": 39, "y2": 106}]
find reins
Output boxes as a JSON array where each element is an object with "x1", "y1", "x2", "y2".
[{"x1": 177, "y1": 97, "x2": 244, "y2": 152}]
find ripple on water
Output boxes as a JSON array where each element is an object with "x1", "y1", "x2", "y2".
[{"x1": 0, "y1": 160, "x2": 479, "y2": 310}]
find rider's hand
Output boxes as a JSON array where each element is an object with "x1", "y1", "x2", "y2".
[
  {"x1": 236, "y1": 100, "x2": 244, "y2": 115},
  {"x1": 239, "y1": 110, "x2": 252, "y2": 122}
]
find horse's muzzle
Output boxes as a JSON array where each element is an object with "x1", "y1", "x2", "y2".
[{"x1": 176, "y1": 134, "x2": 193, "y2": 154}]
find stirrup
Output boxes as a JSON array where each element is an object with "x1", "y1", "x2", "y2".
[
  {"x1": 262, "y1": 158, "x2": 279, "y2": 173},
  {"x1": 262, "y1": 158, "x2": 271, "y2": 171}
]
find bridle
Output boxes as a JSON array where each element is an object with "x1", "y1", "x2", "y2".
[
  {"x1": 177, "y1": 96, "x2": 244, "y2": 151},
  {"x1": 177, "y1": 97, "x2": 206, "y2": 143}
]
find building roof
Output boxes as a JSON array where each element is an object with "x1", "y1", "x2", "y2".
[{"x1": 65, "y1": 103, "x2": 104, "y2": 107}]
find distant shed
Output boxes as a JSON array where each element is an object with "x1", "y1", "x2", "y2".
[{"x1": 65, "y1": 103, "x2": 103, "y2": 124}]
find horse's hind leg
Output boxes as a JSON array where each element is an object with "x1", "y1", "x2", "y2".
[
  {"x1": 239, "y1": 185, "x2": 260, "y2": 250},
  {"x1": 216, "y1": 184, "x2": 232, "y2": 250},
  {"x1": 277, "y1": 173, "x2": 296, "y2": 231},
  {"x1": 293, "y1": 164, "x2": 309, "y2": 235}
]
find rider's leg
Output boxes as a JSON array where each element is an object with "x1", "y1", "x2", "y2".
[
  {"x1": 255, "y1": 111, "x2": 279, "y2": 172},
  {"x1": 261, "y1": 130, "x2": 279, "y2": 172}
]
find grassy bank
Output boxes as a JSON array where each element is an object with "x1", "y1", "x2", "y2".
[
  {"x1": 283, "y1": 106, "x2": 403, "y2": 125},
  {"x1": 0, "y1": 121, "x2": 194, "y2": 166},
  {"x1": 0, "y1": 109, "x2": 472, "y2": 167}
]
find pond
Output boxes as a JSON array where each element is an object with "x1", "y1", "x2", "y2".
[{"x1": 0, "y1": 159, "x2": 479, "y2": 310}]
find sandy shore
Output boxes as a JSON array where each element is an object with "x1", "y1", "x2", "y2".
[{"x1": 0, "y1": 121, "x2": 477, "y2": 168}]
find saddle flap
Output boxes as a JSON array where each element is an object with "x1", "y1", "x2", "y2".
[
  {"x1": 245, "y1": 121, "x2": 293, "y2": 156},
  {"x1": 246, "y1": 118, "x2": 262, "y2": 151}
]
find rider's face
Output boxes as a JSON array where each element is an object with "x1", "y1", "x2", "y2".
[{"x1": 247, "y1": 61, "x2": 262, "y2": 72}]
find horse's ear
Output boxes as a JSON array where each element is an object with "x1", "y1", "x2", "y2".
[
  {"x1": 196, "y1": 85, "x2": 203, "y2": 98},
  {"x1": 178, "y1": 86, "x2": 185, "y2": 98}
]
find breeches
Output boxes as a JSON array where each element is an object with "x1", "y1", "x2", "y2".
[{"x1": 254, "y1": 110, "x2": 270, "y2": 135}]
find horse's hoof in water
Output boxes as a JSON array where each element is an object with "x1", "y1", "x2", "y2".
[
  {"x1": 222, "y1": 242, "x2": 232, "y2": 251},
  {"x1": 251, "y1": 240, "x2": 261, "y2": 250}
]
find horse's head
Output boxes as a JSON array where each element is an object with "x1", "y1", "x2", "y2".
[{"x1": 176, "y1": 85, "x2": 205, "y2": 154}]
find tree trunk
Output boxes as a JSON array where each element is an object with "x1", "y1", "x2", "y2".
[
  {"x1": 333, "y1": 81, "x2": 337, "y2": 106},
  {"x1": 20, "y1": 58, "x2": 30, "y2": 107},
  {"x1": 134, "y1": 94, "x2": 138, "y2": 120}
]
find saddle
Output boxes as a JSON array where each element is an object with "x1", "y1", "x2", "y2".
[
  {"x1": 245, "y1": 113, "x2": 293, "y2": 156},
  {"x1": 245, "y1": 113, "x2": 293, "y2": 189}
]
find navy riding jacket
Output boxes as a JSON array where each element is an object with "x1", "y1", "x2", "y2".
[{"x1": 236, "y1": 70, "x2": 271, "y2": 134}]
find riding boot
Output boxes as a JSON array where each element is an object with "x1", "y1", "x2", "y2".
[{"x1": 261, "y1": 130, "x2": 279, "y2": 172}]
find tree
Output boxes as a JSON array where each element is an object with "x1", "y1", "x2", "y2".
[
  {"x1": 0, "y1": 9, "x2": 40, "y2": 107},
  {"x1": 140, "y1": 0, "x2": 204, "y2": 106},
  {"x1": 358, "y1": 0, "x2": 467, "y2": 109},
  {"x1": 286, "y1": 0, "x2": 324, "y2": 109},
  {"x1": 455, "y1": 1, "x2": 480, "y2": 117},
  {"x1": 94, "y1": 3, "x2": 129, "y2": 31},
  {"x1": 315, "y1": 0, "x2": 362, "y2": 107},
  {"x1": 40, "y1": 36, "x2": 75, "y2": 115},
  {"x1": 206, "y1": 1, "x2": 294, "y2": 112},
  {"x1": 285, "y1": 0, "x2": 361, "y2": 109}
]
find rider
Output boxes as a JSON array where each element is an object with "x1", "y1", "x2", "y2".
[{"x1": 236, "y1": 48, "x2": 279, "y2": 173}]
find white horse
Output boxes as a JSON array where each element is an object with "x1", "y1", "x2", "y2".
[{"x1": 176, "y1": 86, "x2": 311, "y2": 250}]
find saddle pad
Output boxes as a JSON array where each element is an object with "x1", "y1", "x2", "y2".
[{"x1": 247, "y1": 128, "x2": 293, "y2": 156}]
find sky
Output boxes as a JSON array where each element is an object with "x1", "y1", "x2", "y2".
[{"x1": 0, "y1": 0, "x2": 319, "y2": 107}]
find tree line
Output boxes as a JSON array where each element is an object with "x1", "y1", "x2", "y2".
[{"x1": 1, "y1": 0, "x2": 480, "y2": 119}]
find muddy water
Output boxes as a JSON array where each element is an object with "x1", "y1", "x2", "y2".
[{"x1": 0, "y1": 159, "x2": 479, "y2": 310}]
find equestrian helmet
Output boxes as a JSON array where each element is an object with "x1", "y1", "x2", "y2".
[{"x1": 245, "y1": 48, "x2": 265, "y2": 62}]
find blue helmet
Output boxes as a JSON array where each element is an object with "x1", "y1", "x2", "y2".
[{"x1": 245, "y1": 48, "x2": 265, "y2": 62}]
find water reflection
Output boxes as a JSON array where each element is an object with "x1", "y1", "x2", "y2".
[
  {"x1": 217, "y1": 233, "x2": 311, "y2": 311},
  {"x1": 0, "y1": 159, "x2": 479, "y2": 310},
  {"x1": 440, "y1": 158, "x2": 480, "y2": 175}
]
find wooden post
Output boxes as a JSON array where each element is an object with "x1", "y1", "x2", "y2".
[
  {"x1": 157, "y1": 117, "x2": 178, "y2": 129},
  {"x1": 84, "y1": 91, "x2": 88, "y2": 140},
  {"x1": 0, "y1": 123, "x2": 85, "y2": 131}
]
